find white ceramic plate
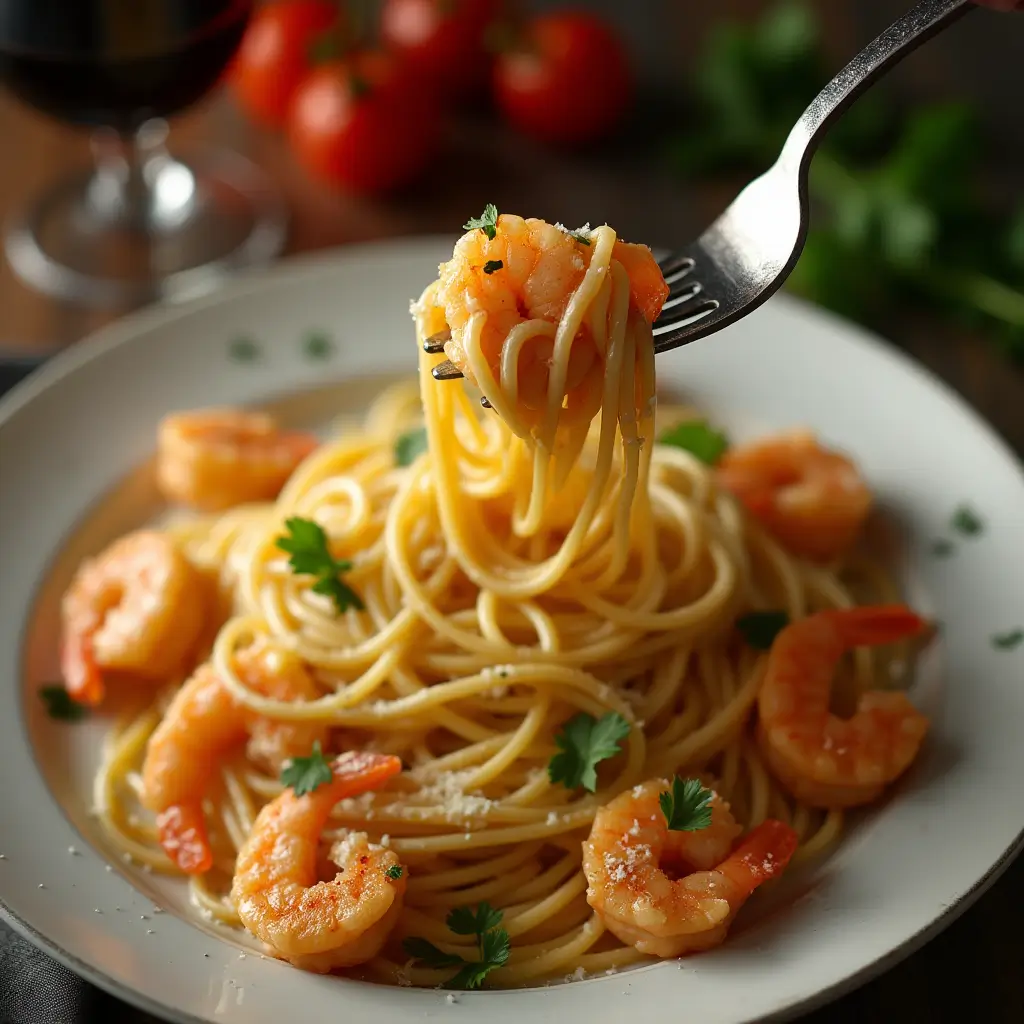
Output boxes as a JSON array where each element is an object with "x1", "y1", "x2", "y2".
[{"x1": 1, "y1": 239, "x2": 1023, "y2": 1024}]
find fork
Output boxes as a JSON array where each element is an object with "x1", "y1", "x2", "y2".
[{"x1": 427, "y1": 0, "x2": 974, "y2": 385}]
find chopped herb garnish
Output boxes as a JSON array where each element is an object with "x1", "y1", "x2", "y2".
[
  {"x1": 227, "y1": 337, "x2": 260, "y2": 363},
  {"x1": 280, "y1": 741, "x2": 333, "y2": 796},
  {"x1": 464, "y1": 203, "x2": 499, "y2": 239},
  {"x1": 992, "y1": 629, "x2": 1023, "y2": 651},
  {"x1": 660, "y1": 776, "x2": 714, "y2": 832},
  {"x1": 385, "y1": 864, "x2": 404, "y2": 880},
  {"x1": 39, "y1": 685, "x2": 88, "y2": 722},
  {"x1": 548, "y1": 711, "x2": 630, "y2": 793},
  {"x1": 568, "y1": 229, "x2": 592, "y2": 246},
  {"x1": 951, "y1": 505, "x2": 984, "y2": 536},
  {"x1": 736, "y1": 610, "x2": 790, "y2": 650},
  {"x1": 930, "y1": 539, "x2": 954, "y2": 558},
  {"x1": 483, "y1": 260, "x2": 503, "y2": 274},
  {"x1": 658, "y1": 420, "x2": 729, "y2": 465},
  {"x1": 303, "y1": 331, "x2": 334, "y2": 360},
  {"x1": 276, "y1": 516, "x2": 364, "y2": 613},
  {"x1": 394, "y1": 427, "x2": 428, "y2": 467},
  {"x1": 403, "y1": 901, "x2": 510, "y2": 989}
]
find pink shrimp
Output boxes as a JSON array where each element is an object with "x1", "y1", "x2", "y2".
[
  {"x1": 231, "y1": 752, "x2": 405, "y2": 972},
  {"x1": 757, "y1": 606, "x2": 931, "y2": 809},
  {"x1": 717, "y1": 430, "x2": 872, "y2": 562},
  {"x1": 61, "y1": 530, "x2": 205, "y2": 705},
  {"x1": 141, "y1": 641, "x2": 327, "y2": 873},
  {"x1": 582, "y1": 779, "x2": 796, "y2": 957},
  {"x1": 157, "y1": 408, "x2": 319, "y2": 512}
]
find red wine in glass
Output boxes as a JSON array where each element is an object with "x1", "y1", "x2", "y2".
[{"x1": 0, "y1": 0, "x2": 286, "y2": 307}]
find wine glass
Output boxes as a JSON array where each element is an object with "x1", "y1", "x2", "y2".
[{"x1": 0, "y1": 0, "x2": 287, "y2": 307}]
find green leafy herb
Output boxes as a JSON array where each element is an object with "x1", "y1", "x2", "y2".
[
  {"x1": 658, "y1": 420, "x2": 729, "y2": 464},
  {"x1": 403, "y1": 902, "x2": 510, "y2": 989},
  {"x1": 659, "y1": 776, "x2": 714, "y2": 832},
  {"x1": 951, "y1": 505, "x2": 984, "y2": 537},
  {"x1": 227, "y1": 337, "x2": 260, "y2": 363},
  {"x1": 394, "y1": 427, "x2": 428, "y2": 467},
  {"x1": 39, "y1": 685, "x2": 88, "y2": 723},
  {"x1": 483, "y1": 259, "x2": 503, "y2": 274},
  {"x1": 447, "y1": 902, "x2": 504, "y2": 937},
  {"x1": 385, "y1": 864, "x2": 404, "y2": 880},
  {"x1": 303, "y1": 331, "x2": 334, "y2": 361},
  {"x1": 992, "y1": 629, "x2": 1023, "y2": 651},
  {"x1": 669, "y1": 1, "x2": 1024, "y2": 361},
  {"x1": 548, "y1": 712, "x2": 631, "y2": 793},
  {"x1": 464, "y1": 204, "x2": 499, "y2": 240},
  {"x1": 401, "y1": 937, "x2": 465, "y2": 970},
  {"x1": 276, "y1": 517, "x2": 364, "y2": 613},
  {"x1": 736, "y1": 610, "x2": 789, "y2": 650},
  {"x1": 568, "y1": 229, "x2": 592, "y2": 246},
  {"x1": 280, "y1": 740, "x2": 333, "y2": 796},
  {"x1": 930, "y1": 539, "x2": 954, "y2": 558}
]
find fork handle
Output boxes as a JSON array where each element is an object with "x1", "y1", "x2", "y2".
[{"x1": 780, "y1": 0, "x2": 974, "y2": 171}]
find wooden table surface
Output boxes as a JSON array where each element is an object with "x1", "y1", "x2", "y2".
[{"x1": 1, "y1": 87, "x2": 1023, "y2": 1022}]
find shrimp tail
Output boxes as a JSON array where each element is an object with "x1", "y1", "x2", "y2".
[
  {"x1": 61, "y1": 632, "x2": 104, "y2": 706},
  {"x1": 328, "y1": 752, "x2": 403, "y2": 796},
  {"x1": 717, "y1": 820, "x2": 798, "y2": 897},
  {"x1": 157, "y1": 804, "x2": 214, "y2": 875},
  {"x1": 820, "y1": 605, "x2": 928, "y2": 647}
]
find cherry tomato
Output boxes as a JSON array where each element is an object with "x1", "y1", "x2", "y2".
[
  {"x1": 380, "y1": 0, "x2": 502, "y2": 102},
  {"x1": 493, "y1": 12, "x2": 631, "y2": 145},
  {"x1": 230, "y1": 1, "x2": 340, "y2": 129},
  {"x1": 288, "y1": 53, "x2": 440, "y2": 194}
]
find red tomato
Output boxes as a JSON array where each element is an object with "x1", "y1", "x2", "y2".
[
  {"x1": 493, "y1": 11, "x2": 631, "y2": 145},
  {"x1": 230, "y1": 1, "x2": 340, "y2": 129},
  {"x1": 288, "y1": 53, "x2": 440, "y2": 194},
  {"x1": 380, "y1": 0, "x2": 502, "y2": 102}
]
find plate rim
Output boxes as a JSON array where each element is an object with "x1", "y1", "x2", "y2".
[{"x1": 2, "y1": 237, "x2": 1023, "y2": 1024}]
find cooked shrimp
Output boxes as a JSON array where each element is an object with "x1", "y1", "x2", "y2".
[
  {"x1": 157, "y1": 408, "x2": 319, "y2": 512},
  {"x1": 436, "y1": 215, "x2": 668, "y2": 409},
  {"x1": 61, "y1": 530, "x2": 205, "y2": 706},
  {"x1": 717, "y1": 430, "x2": 872, "y2": 562},
  {"x1": 141, "y1": 640, "x2": 327, "y2": 873},
  {"x1": 231, "y1": 751, "x2": 405, "y2": 972},
  {"x1": 757, "y1": 606, "x2": 930, "y2": 809},
  {"x1": 582, "y1": 779, "x2": 796, "y2": 957}
]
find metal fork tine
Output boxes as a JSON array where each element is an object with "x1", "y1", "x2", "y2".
[
  {"x1": 431, "y1": 359, "x2": 464, "y2": 381},
  {"x1": 658, "y1": 254, "x2": 696, "y2": 281},
  {"x1": 422, "y1": 329, "x2": 451, "y2": 355},
  {"x1": 663, "y1": 280, "x2": 703, "y2": 308}
]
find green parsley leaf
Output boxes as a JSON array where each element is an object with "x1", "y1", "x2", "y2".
[
  {"x1": 385, "y1": 864, "x2": 404, "y2": 880},
  {"x1": 447, "y1": 902, "x2": 503, "y2": 937},
  {"x1": 227, "y1": 336, "x2": 260, "y2": 363},
  {"x1": 39, "y1": 685, "x2": 88, "y2": 722},
  {"x1": 280, "y1": 740, "x2": 333, "y2": 796},
  {"x1": 464, "y1": 204, "x2": 499, "y2": 239},
  {"x1": 276, "y1": 516, "x2": 364, "y2": 613},
  {"x1": 992, "y1": 629, "x2": 1023, "y2": 651},
  {"x1": 951, "y1": 505, "x2": 984, "y2": 537},
  {"x1": 568, "y1": 229, "x2": 592, "y2": 246},
  {"x1": 401, "y1": 937, "x2": 465, "y2": 970},
  {"x1": 930, "y1": 539, "x2": 954, "y2": 558},
  {"x1": 483, "y1": 260, "x2": 503, "y2": 274},
  {"x1": 659, "y1": 776, "x2": 714, "y2": 832},
  {"x1": 658, "y1": 420, "x2": 729, "y2": 465},
  {"x1": 394, "y1": 427, "x2": 428, "y2": 467},
  {"x1": 303, "y1": 331, "x2": 334, "y2": 361},
  {"x1": 404, "y1": 902, "x2": 510, "y2": 989},
  {"x1": 548, "y1": 712, "x2": 631, "y2": 793},
  {"x1": 736, "y1": 610, "x2": 790, "y2": 650}
]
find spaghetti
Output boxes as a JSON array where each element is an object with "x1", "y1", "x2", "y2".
[{"x1": 83, "y1": 216, "x2": 913, "y2": 986}]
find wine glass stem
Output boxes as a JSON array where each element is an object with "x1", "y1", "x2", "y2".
[{"x1": 86, "y1": 119, "x2": 197, "y2": 234}]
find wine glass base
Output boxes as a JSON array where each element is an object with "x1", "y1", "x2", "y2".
[{"x1": 4, "y1": 144, "x2": 287, "y2": 309}]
